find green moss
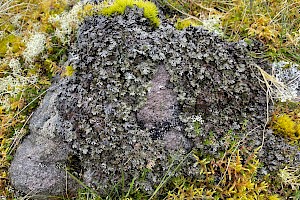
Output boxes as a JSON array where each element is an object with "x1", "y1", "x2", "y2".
[
  {"x1": 175, "y1": 19, "x2": 191, "y2": 30},
  {"x1": 175, "y1": 18, "x2": 201, "y2": 30},
  {"x1": 272, "y1": 114, "x2": 300, "y2": 141},
  {"x1": 0, "y1": 23, "x2": 15, "y2": 32},
  {"x1": 101, "y1": 0, "x2": 160, "y2": 27},
  {"x1": 134, "y1": 0, "x2": 160, "y2": 27},
  {"x1": 64, "y1": 65, "x2": 75, "y2": 77},
  {"x1": 0, "y1": 34, "x2": 23, "y2": 57}
]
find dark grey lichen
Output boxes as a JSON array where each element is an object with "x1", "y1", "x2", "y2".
[
  {"x1": 10, "y1": 6, "x2": 300, "y2": 196},
  {"x1": 58, "y1": 6, "x2": 299, "y2": 191}
]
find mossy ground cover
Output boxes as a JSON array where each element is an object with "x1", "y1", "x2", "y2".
[{"x1": 0, "y1": 0, "x2": 299, "y2": 199}]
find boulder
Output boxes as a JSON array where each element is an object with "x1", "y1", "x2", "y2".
[{"x1": 9, "y1": 6, "x2": 300, "y2": 197}]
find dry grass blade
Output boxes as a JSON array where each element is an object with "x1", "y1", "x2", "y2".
[
  {"x1": 255, "y1": 64, "x2": 293, "y2": 101},
  {"x1": 162, "y1": 0, "x2": 202, "y2": 22},
  {"x1": 270, "y1": 2, "x2": 300, "y2": 24},
  {"x1": 6, "y1": 112, "x2": 33, "y2": 156},
  {"x1": 0, "y1": 0, "x2": 27, "y2": 16},
  {"x1": 0, "y1": 0, "x2": 28, "y2": 27},
  {"x1": 279, "y1": 166, "x2": 300, "y2": 190}
]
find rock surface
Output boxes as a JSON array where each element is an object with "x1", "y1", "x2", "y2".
[
  {"x1": 10, "y1": 7, "x2": 300, "y2": 197},
  {"x1": 9, "y1": 86, "x2": 79, "y2": 197}
]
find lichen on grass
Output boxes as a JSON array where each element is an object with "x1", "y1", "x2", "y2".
[{"x1": 0, "y1": 0, "x2": 70, "y2": 197}]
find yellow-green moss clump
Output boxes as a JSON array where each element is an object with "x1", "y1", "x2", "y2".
[
  {"x1": 101, "y1": 0, "x2": 160, "y2": 27},
  {"x1": 63, "y1": 65, "x2": 75, "y2": 77},
  {"x1": 272, "y1": 114, "x2": 300, "y2": 141},
  {"x1": 0, "y1": 34, "x2": 23, "y2": 57},
  {"x1": 175, "y1": 18, "x2": 200, "y2": 30}
]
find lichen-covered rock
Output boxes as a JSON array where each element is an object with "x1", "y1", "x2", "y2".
[{"x1": 10, "y1": 6, "x2": 300, "y2": 197}]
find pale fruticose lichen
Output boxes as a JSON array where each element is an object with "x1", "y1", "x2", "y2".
[
  {"x1": 49, "y1": 1, "x2": 87, "y2": 43},
  {"x1": 201, "y1": 15, "x2": 223, "y2": 36},
  {"x1": 0, "y1": 58, "x2": 37, "y2": 110},
  {"x1": 22, "y1": 33, "x2": 46, "y2": 62}
]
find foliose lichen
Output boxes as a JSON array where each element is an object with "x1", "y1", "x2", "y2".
[{"x1": 40, "y1": 6, "x2": 300, "y2": 194}]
